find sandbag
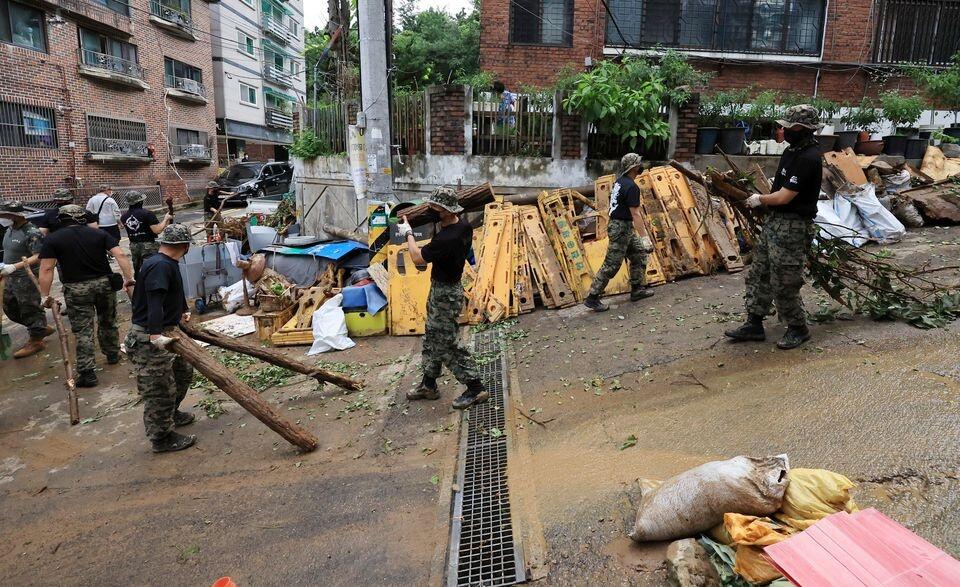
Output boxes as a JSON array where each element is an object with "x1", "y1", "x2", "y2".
[
  {"x1": 306, "y1": 294, "x2": 356, "y2": 355},
  {"x1": 724, "y1": 514, "x2": 797, "y2": 584},
  {"x1": 841, "y1": 183, "x2": 906, "y2": 243},
  {"x1": 774, "y1": 468, "x2": 858, "y2": 531},
  {"x1": 891, "y1": 197, "x2": 924, "y2": 228},
  {"x1": 629, "y1": 455, "x2": 789, "y2": 543}
]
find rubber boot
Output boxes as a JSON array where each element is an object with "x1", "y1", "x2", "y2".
[
  {"x1": 406, "y1": 376, "x2": 440, "y2": 400},
  {"x1": 173, "y1": 410, "x2": 196, "y2": 427},
  {"x1": 630, "y1": 285, "x2": 654, "y2": 302},
  {"x1": 724, "y1": 314, "x2": 766, "y2": 342},
  {"x1": 13, "y1": 337, "x2": 45, "y2": 359},
  {"x1": 106, "y1": 353, "x2": 121, "y2": 365},
  {"x1": 452, "y1": 380, "x2": 489, "y2": 410},
  {"x1": 777, "y1": 325, "x2": 811, "y2": 350},
  {"x1": 583, "y1": 294, "x2": 608, "y2": 312},
  {"x1": 76, "y1": 370, "x2": 98, "y2": 388},
  {"x1": 151, "y1": 431, "x2": 196, "y2": 453}
]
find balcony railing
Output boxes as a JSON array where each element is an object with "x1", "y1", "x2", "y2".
[
  {"x1": 79, "y1": 48, "x2": 145, "y2": 80},
  {"x1": 265, "y1": 108, "x2": 293, "y2": 130},
  {"x1": 165, "y1": 75, "x2": 206, "y2": 98},
  {"x1": 261, "y1": 14, "x2": 294, "y2": 43},
  {"x1": 263, "y1": 63, "x2": 295, "y2": 86},
  {"x1": 88, "y1": 137, "x2": 150, "y2": 157},
  {"x1": 170, "y1": 143, "x2": 212, "y2": 161},
  {"x1": 42, "y1": 0, "x2": 132, "y2": 36},
  {"x1": 149, "y1": 1, "x2": 194, "y2": 35}
]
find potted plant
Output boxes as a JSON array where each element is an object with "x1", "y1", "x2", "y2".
[
  {"x1": 839, "y1": 98, "x2": 878, "y2": 151},
  {"x1": 716, "y1": 88, "x2": 748, "y2": 155},
  {"x1": 744, "y1": 89, "x2": 779, "y2": 142},
  {"x1": 880, "y1": 91, "x2": 926, "y2": 157},
  {"x1": 908, "y1": 54, "x2": 960, "y2": 139},
  {"x1": 811, "y1": 97, "x2": 841, "y2": 152},
  {"x1": 696, "y1": 92, "x2": 726, "y2": 154}
]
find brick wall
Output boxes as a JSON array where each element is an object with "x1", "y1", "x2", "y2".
[
  {"x1": 558, "y1": 97, "x2": 582, "y2": 159},
  {"x1": 429, "y1": 85, "x2": 466, "y2": 155},
  {"x1": 673, "y1": 94, "x2": 699, "y2": 162},
  {"x1": 0, "y1": 0, "x2": 218, "y2": 203}
]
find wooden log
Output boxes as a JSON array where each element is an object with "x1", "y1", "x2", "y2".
[
  {"x1": 669, "y1": 160, "x2": 708, "y2": 187},
  {"x1": 166, "y1": 331, "x2": 318, "y2": 452},
  {"x1": 322, "y1": 223, "x2": 367, "y2": 243},
  {"x1": 706, "y1": 170, "x2": 752, "y2": 203},
  {"x1": 178, "y1": 321, "x2": 363, "y2": 392},
  {"x1": 22, "y1": 260, "x2": 78, "y2": 425},
  {"x1": 404, "y1": 183, "x2": 495, "y2": 227}
]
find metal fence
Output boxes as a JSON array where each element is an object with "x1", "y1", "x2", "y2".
[
  {"x1": 0, "y1": 100, "x2": 59, "y2": 149},
  {"x1": 472, "y1": 91, "x2": 554, "y2": 157},
  {"x1": 309, "y1": 101, "x2": 349, "y2": 154},
  {"x1": 29, "y1": 185, "x2": 163, "y2": 210},
  {"x1": 165, "y1": 74, "x2": 205, "y2": 98},
  {"x1": 86, "y1": 114, "x2": 149, "y2": 156},
  {"x1": 874, "y1": 0, "x2": 960, "y2": 65},
  {"x1": 149, "y1": 0, "x2": 193, "y2": 31},
  {"x1": 586, "y1": 104, "x2": 670, "y2": 160},
  {"x1": 392, "y1": 91, "x2": 426, "y2": 155},
  {"x1": 80, "y1": 49, "x2": 145, "y2": 80}
]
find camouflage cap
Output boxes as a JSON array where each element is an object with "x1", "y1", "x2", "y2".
[
  {"x1": 424, "y1": 186, "x2": 463, "y2": 213},
  {"x1": 0, "y1": 200, "x2": 28, "y2": 215},
  {"x1": 618, "y1": 153, "x2": 643, "y2": 177},
  {"x1": 58, "y1": 204, "x2": 88, "y2": 224},
  {"x1": 52, "y1": 188, "x2": 74, "y2": 202},
  {"x1": 776, "y1": 104, "x2": 823, "y2": 130},
  {"x1": 124, "y1": 190, "x2": 147, "y2": 205},
  {"x1": 207, "y1": 180, "x2": 219, "y2": 188},
  {"x1": 157, "y1": 223, "x2": 193, "y2": 245}
]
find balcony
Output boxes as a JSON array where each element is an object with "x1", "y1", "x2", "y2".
[
  {"x1": 263, "y1": 63, "x2": 295, "y2": 88},
  {"x1": 165, "y1": 75, "x2": 207, "y2": 104},
  {"x1": 87, "y1": 138, "x2": 151, "y2": 162},
  {"x1": 261, "y1": 14, "x2": 295, "y2": 44},
  {"x1": 149, "y1": 1, "x2": 196, "y2": 41},
  {"x1": 170, "y1": 142, "x2": 213, "y2": 164},
  {"x1": 38, "y1": 0, "x2": 132, "y2": 37},
  {"x1": 265, "y1": 108, "x2": 293, "y2": 130},
  {"x1": 78, "y1": 49, "x2": 149, "y2": 90}
]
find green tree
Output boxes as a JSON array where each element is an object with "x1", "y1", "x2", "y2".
[{"x1": 391, "y1": 7, "x2": 480, "y2": 89}]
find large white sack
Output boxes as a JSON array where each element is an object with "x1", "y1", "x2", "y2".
[
  {"x1": 815, "y1": 200, "x2": 867, "y2": 248},
  {"x1": 307, "y1": 294, "x2": 356, "y2": 355},
  {"x1": 841, "y1": 184, "x2": 906, "y2": 244},
  {"x1": 629, "y1": 455, "x2": 789, "y2": 543}
]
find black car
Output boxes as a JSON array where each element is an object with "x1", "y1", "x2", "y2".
[{"x1": 216, "y1": 161, "x2": 292, "y2": 205}]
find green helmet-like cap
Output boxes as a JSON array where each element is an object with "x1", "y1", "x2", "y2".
[
  {"x1": 0, "y1": 200, "x2": 27, "y2": 215},
  {"x1": 425, "y1": 186, "x2": 463, "y2": 213},
  {"x1": 619, "y1": 153, "x2": 643, "y2": 177},
  {"x1": 776, "y1": 104, "x2": 823, "y2": 130},
  {"x1": 58, "y1": 204, "x2": 88, "y2": 224},
  {"x1": 157, "y1": 223, "x2": 193, "y2": 245},
  {"x1": 124, "y1": 190, "x2": 147, "y2": 205},
  {"x1": 52, "y1": 188, "x2": 74, "y2": 202}
]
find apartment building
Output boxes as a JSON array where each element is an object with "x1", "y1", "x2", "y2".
[
  {"x1": 480, "y1": 0, "x2": 958, "y2": 102},
  {"x1": 210, "y1": 0, "x2": 305, "y2": 164},
  {"x1": 0, "y1": 0, "x2": 219, "y2": 202}
]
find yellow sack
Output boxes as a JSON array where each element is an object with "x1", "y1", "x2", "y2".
[
  {"x1": 774, "y1": 468, "x2": 859, "y2": 531},
  {"x1": 724, "y1": 513, "x2": 796, "y2": 583}
]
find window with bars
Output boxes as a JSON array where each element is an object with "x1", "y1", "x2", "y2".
[
  {"x1": 0, "y1": 101, "x2": 57, "y2": 148},
  {"x1": 604, "y1": 0, "x2": 826, "y2": 56},
  {"x1": 874, "y1": 0, "x2": 960, "y2": 65},
  {"x1": 510, "y1": 0, "x2": 573, "y2": 46},
  {"x1": 86, "y1": 114, "x2": 149, "y2": 157},
  {"x1": 1, "y1": 0, "x2": 46, "y2": 52}
]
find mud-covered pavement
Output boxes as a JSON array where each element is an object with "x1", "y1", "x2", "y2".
[{"x1": 2, "y1": 226, "x2": 959, "y2": 586}]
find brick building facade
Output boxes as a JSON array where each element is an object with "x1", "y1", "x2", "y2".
[
  {"x1": 0, "y1": 0, "x2": 219, "y2": 204},
  {"x1": 480, "y1": 0, "x2": 934, "y2": 102}
]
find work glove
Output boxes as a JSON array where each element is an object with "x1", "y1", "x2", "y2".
[
  {"x1": 0, "y1": 263, "x2": 14, "y2": 276},
  {"x1": 181, "y1": 312, "x2": 192, "y2": 324},
  {"x1": 396, "y1": 218, "x2": 413, "y2": 239},
  {"x1": 638, "y1": 236, "x2": 655, "y2": 254},
  {"x1": 745, "y1": 194, "x2": 764, "y2": 209},
  {"x1": 150, "y1": 335, "x2": 175, "y2": 350},
  {"x1": 163, "y1": 213, "x2": 174, "y2": 223}
]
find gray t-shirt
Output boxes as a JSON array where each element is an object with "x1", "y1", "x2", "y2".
[
  {"x1": 86, "y1": 193, "x2": 120, "y2": 227},
  {"x1": 2, "y1": 222, "x2": 43, "y2": 273}
]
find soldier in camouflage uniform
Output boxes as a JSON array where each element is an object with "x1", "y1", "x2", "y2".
[
  {"x1": 584, "y1": 153, "x2": 655, "y2": 312},
  {"x1": 0, "y1": 201, "x2": 52, "y2": 358},
  {"x1": 120, "y1": 190, "x2": 172, "y2": 280},
  {"x1": 125, "y1": 224, "x2": 196, "y2": 453},
  {"x1": 39, "y1": 205, "x2": 135, "y2": 387},
  {"x1": 725, "y1": 105, "x2": 823, "y2": 350},
  {"x1": 397, "y1": 187, "x2": 488, "y2": 410}
]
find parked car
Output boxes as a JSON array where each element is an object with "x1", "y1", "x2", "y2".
[{"x1": 215, "y1": 161, "x2": 292, "y2": 206}]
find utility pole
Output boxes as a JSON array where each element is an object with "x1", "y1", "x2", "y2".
[{"x1": 357, "y1": 0, "x2": 394, "y2": 200}]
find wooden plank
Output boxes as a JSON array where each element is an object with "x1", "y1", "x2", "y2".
[
  {"x1": 519, "y1": 207, "x2": 575, "y2": 308},
  {"x1": 824, "y1": 151, "x2": 869, "y2": 185},
  {"x1": 464, "y1": 203, "x2": 505, "y2": 324},
  {"x1": 594, "y1": 174, "x2": 614, "y2": 239},
  {"x1": 487, "y1": 204, "x2": 515, "y2": 322},
  {"x1": 649, "y1": 168, "x2": 706, "y2": 277},
  {"x1": 386, "y1": 245, "x2": 431, "y2": 335},
  {"x1": 636, "y1": 172, "x2": 679, "y2": 281},
  {"x1": 512, "y1": 208, "x2": 536, "y2": 313}
]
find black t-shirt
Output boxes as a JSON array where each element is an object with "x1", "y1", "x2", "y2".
[
  {"x1": 131, "y1": 253, "x2": 187, "y2": 334},
  {"x1": 38, "y1": 225, "x2": 118, "y2": 283},
  {"x1": 421, "y1": 217, "x2": 472, "y2": 284},
  {"x1": 609, "y1": 175, "x2": 642, "y2": 221},
  {"x1": 35, "y1": 208, "x2": 97, "y2": 232},
  {"x1": 121, "y1": 206, "x2": 160, "y2": 243},
  {"x1": 771, "y1": 140, "x2": 822, "y2": 218}
]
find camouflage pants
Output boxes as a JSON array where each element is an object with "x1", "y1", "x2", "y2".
[
  {"x1": 422, "y1": 280, "x2": 480, "y2": 384},
  {"x1": 588, "y1": 219, "x2": 648, "y2": 297},
  {"x1": 129, "y1": 241, "x2": 160, "y2": 281},
  {"x1": 63, "y1": 276, "x2": 118, "y2": 373},
  {"x1": 745, "y1": 213, "x2": 815, "y2": 327},
  {"x1": 3, "y1": 271, "x2": 47, "y2": 338},
  {"x1": 125, "y1": 326, "x2": 194, "y2": 441}
]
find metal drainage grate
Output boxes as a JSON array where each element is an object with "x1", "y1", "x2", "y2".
[{"x1": 447, "y1": 331, "x2": 526, "y2": 587}]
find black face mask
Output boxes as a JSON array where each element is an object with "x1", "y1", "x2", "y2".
[{"x1": 784, "y1": 128, "x2": 812, "y2": 145}]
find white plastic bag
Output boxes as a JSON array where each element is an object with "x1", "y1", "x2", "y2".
[
  {"x1": 841, "y1": 184, "x2": 906, "y2": 244},
  {"x1": 306, "y1": 294, "x2": 356, "y2": 355},
  {"x1": 884, "y1": 169, "x2": 912, "y2": 194},
  {"x1": 217, "y1": 279, "x2": 255, "y2": 313},
  {"x1": 815, "y1": 200, "x2": 867, "y2": 248},
  {"x1": 629, "y1": 455, "x2": 790, "y2": 543}
]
